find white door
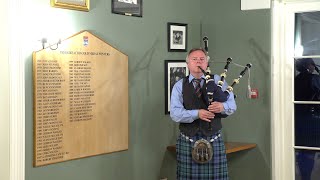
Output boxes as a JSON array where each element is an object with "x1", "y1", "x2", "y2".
[{"x1": 272, "y1": 1, "x2": 320, "y2": 180}]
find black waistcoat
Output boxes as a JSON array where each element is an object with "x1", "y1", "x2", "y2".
[{"x1": 179, "y1": 77, "x2": 222, "y2": 137}]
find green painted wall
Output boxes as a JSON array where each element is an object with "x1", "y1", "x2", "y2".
[
  {"x1": 25, "y1": 0, "x2": 200, "y2": 180},
  {"x1": 200, "y1": 0, "x2": 271, "y2": 180}
]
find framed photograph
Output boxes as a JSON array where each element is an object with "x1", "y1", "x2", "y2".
[
  {"x1": 112, "y1": 0, "x2": 143, "y2": 17},
  {"x1": 165, "y1": 60, "x2": 189, "y2": 114},
  {"x1": 51, "y1": 0, "x2": 90, "y2": 11},
  {"x1": 167, "y1": 22, "x2": 188, "y2": 52}
]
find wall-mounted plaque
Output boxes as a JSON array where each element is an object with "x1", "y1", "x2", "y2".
[{"x1": 33, "y1": 31, "x2": 128, "y2": 166}]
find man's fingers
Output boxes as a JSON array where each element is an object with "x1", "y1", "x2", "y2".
[
  {"x1": 201, "y1": 118, "x2": 211, "y2": 122},
  {"x1": 198, "y1": 109, "x2": 215, "y2": 122},
  {"x1": 208, "y1": 102, "x2": 223, "y2": 113},
  {"x1": 200, "y1": 112, "x2": 214, "y2": 122}
]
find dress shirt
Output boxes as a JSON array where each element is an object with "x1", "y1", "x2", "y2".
[{"x1": 170, "y1": 74, "x2": 237, "y2": 123}]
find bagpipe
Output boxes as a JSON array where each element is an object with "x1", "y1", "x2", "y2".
[
  {"x1": 200, "y1": 36, "x2": 252, "y2": 105},
  {"x1": 200, "y1": 36, "x2": 252, "y2": 129}
]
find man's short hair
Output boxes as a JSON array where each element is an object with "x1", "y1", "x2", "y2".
[{"x1": 186, "y1": 48, "x2": 208, "y2": 63}]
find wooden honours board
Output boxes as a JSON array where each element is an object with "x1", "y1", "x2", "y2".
[{"x1": 33, "y1": 31, "x2": 128, "y2": 166}]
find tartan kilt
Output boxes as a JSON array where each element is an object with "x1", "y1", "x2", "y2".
[{"x1": 176, "y1": 132, "x2": 229, "y2": 180}]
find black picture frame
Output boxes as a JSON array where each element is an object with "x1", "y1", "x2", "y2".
[
  {"x1": 167, "y1": 22, "x2": 188, "y2": 52},
  {"x1": 112, "y1": 0, "x2": 142, "y2": 17},
  {"x1": 165, "y1": 60, "x2": 189, "y2": 114}
]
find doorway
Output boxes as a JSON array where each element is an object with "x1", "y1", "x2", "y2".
[{"x1": 272, "y1": 1, "x2": 320, "y2": 179}]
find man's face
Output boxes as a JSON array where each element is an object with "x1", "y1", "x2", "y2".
[{"x1": 187, "y1": 50, "x2": 208, "y2": 75}]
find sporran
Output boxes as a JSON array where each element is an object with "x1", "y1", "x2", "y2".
[{"x1": 191, "y1": 138, "x2": 213, "y2": 164}]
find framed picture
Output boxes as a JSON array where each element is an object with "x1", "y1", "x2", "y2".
[
  {"x1": 167, "y1": 22, "x2": 188, "y2": 52},
  {"x1": 165, "y1": 60, "x2": 189, "y2": 114},
  {"x1": 112, "y1": 0, "x2": 142, "y2": 17},
  {"x1": 51, "y1": 0, "x2": 90, "y2": 11}
]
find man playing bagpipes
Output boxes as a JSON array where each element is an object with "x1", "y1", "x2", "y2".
[{"x1": 170, "y1": 48, "x2": 237, "y2": 180}]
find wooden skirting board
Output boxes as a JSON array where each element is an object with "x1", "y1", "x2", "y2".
[{"x1": 167, "y1": 142, "x2": 256, "y2": 154}]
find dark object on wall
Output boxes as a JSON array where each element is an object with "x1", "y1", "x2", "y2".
[
  {"x1": 164, "y1": 60, "x2": 189, "y2": 114},
  {"x1": 167, "y1": 22, "x2": 188, "y2": 52},
  {"x1": 112, "y1": 0, "x2": 142, "y2": 17}
]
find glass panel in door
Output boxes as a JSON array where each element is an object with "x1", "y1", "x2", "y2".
[{"x1": 294, "y1": 11, "x2": 320, "y2": 180}]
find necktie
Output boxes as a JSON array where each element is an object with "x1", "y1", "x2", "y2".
[{"x1": 193, "y1": 79, "x2": 202, "y2": 98}]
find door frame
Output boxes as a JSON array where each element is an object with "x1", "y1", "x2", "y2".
[
  {"x1": 271, "y1": 1, "x2": 320, "y2": 179},
  {"x1": 9, "y1": 0, "x2": 26, "y2": 179}
]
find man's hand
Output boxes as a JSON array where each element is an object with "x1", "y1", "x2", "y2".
[
  {"x1": 198, "y1": 109, "x2": 215, "y2": 122},
  {"x1": 208, "y1": 102, "x2": 224, "y2": 113}
]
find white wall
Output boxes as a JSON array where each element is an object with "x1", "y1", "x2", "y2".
[{"x1": 0, "y1": 0, "x2": 10, "y2": 179}]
